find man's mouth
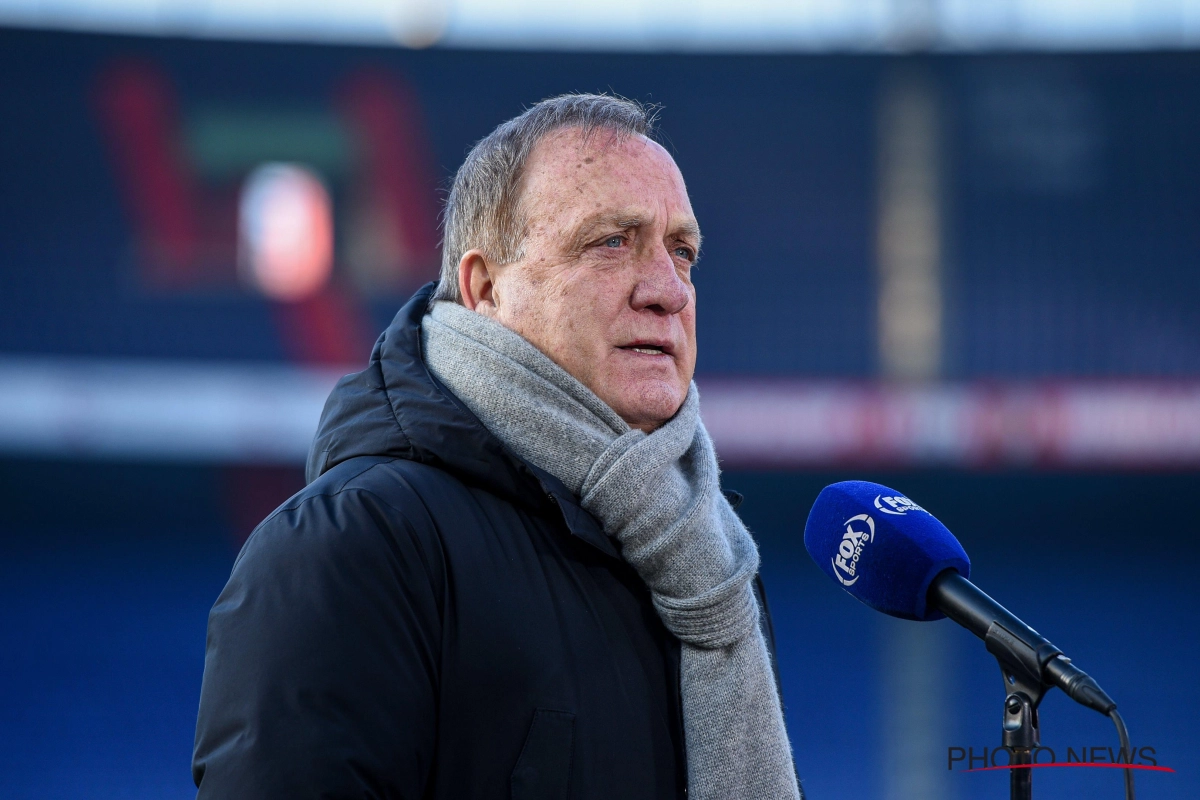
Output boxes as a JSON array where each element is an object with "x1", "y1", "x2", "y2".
[{"x1": 619, "y1": 344, "x2": 668, "y2": 356}]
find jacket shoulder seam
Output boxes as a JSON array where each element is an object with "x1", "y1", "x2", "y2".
[
  {"x1": 267, "y1": 457, "x2": 433, "y2": 520},
  {"x1": 237, "y1": 459, "x2": 425, "y2": 566}
]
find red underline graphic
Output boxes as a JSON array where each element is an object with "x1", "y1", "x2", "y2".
[{"x1": 966, "y1": 763, "x2": 1175, "y2": 774}]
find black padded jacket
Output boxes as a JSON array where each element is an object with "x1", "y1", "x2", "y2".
[{"x1": 192, "y1": 284, "x2": 782, "y2": 800}]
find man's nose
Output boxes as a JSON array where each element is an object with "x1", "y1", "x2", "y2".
[{"x1": 630, "y1": 246, "x2": 690, "y2": 315}]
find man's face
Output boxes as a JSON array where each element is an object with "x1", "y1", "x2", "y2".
[{"x1": 466, "y1": 128, "x2": 700, "y2": 433}]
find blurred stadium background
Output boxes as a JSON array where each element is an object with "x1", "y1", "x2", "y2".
[{"x1": 1, "y1": 2, "x2": 1198, "y2": 798}]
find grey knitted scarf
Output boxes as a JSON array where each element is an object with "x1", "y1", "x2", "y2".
[{"x1": 422, "y1": 301, "x2": 800, "y2": 800}]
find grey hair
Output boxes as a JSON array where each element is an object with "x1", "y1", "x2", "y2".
[{"x1": 433, "y1": 93, "x2": 658, "y2": 303}]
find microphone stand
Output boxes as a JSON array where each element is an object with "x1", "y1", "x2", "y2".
[{"x1": 933, "y1": 572, "x2": 1062, "y2": 800}]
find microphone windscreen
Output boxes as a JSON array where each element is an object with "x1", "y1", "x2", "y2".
[{"x1": 803, "y1": 481, "x2": 970, "y2": 621}]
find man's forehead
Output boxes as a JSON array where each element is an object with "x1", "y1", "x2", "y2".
[
  {"x1": 524, "y1": 128, "x2": 696, "y2": 233},
  {"x1": 528, "y1": 127, "x2": 680, "y2": 182}
]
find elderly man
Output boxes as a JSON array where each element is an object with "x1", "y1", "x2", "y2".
[{"x1": 193, "y1": 94, "x2": 801, "y2": 800}]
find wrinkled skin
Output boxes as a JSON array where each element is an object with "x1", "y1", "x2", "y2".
[{"x1": 458, "y1": 127, "x2": 700, "y2": 433}]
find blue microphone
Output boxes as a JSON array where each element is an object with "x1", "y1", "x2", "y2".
[
  {"x1": 802, "y1": 480, "x2": 969, "y2": 621},
  {"x1": 804, "y1": 480, "x2": 1117, "y2": 716}
]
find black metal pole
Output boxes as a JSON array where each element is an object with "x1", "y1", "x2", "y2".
[
  {"x1": 1009, "y1": 750, "x2": 1032, "y2": 800},
  {"x1": 1003, "y1": 692, "x2": 1038, "y2": 800}
]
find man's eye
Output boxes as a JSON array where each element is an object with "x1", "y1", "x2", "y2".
[
  {"x1": 674, "y1": 246, "x2": 695, "y2": 262},
  {"x1": 604, "y1": 236, "x2": 624, "y2": 248}
]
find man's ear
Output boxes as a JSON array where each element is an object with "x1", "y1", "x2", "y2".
[{"x1": 458, "y1": 250, "x2": 500, "y2": 316}]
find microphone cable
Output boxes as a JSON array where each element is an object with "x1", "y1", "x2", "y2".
[{"x1": 1109, "y1": 708, "x2": 1135, "y2": 800}]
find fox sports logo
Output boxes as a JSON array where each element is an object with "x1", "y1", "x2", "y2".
[
  {"x1": 832, "y1": 514, "x2": 874, "y2": 586},
  {"x1": 874, "y1": 494, "x2": 926, "y2": 516}
]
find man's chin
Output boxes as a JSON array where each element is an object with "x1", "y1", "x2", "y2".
[{"x1": 607, "y1": 381, "x2": 688, "y2": 433}]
